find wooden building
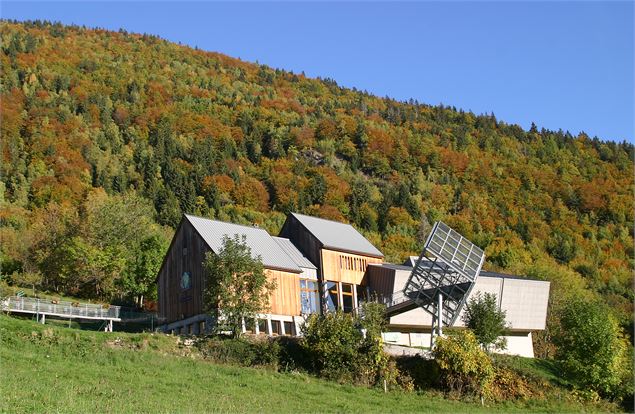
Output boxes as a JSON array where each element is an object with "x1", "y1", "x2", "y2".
[
  {"x1": 157, "y1": 212, "x2": 385, "y2": 334},
  {"x1": 156, "y1": 214, "x2": 307, "y2": 335},
  {"x1": 279, "y1": 213, "x2": 384, "y2": 313}
]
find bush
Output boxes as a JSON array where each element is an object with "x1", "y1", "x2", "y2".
[
  {"x1": 395, "y1": 355, "x2": 440, "y2": 390},
  {"x1": 553, "y1": 297, "x2": 632, "y2": 400},
  {"x1": 300, "y1": 310, "x2": 401, "y2": 388},
  {"x1": 489, "y1": 367, "x2": 535, "y2": 401},
  {"x1": 198, "y1": 335, "x2": 280, "y2": 368},
  {"x1": 275, "y1": 335, "x2": 310, "y2": 372},
  {"x1": 432, "y1": 330, "x2": 494, "y2": 399}
]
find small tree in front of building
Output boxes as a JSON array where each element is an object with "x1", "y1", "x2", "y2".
[
  {"x1": 462, "y1": 292, "x2": 508, "y2": 352},
  {"x1": 203, "y1": 235, "x2": 276, "y2": 338}
]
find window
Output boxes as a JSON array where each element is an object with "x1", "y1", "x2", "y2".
[
  {"x1": 300, "y1": 280, "x2": 320, "y2": 314},
  {"x1": 271, "y1": 320, "x2": 282, "y2": 336},
  {"x1": 180, "y1": 271, "x2": 191, "y2": 290},
  {"x1": 342, "y1": 283, "x2": 354, "y2": 313},
  {"x1": 257, "y1": 319, "x2": 268, "y2": 335},
  {"x1": 283, "y1": 321, "x2": 294, "y2": 336},
  {"x1": 199, "y1": 320, "x2": 206, "y2": 334},
  {"x1": 326, "y1": 281, "x2": 339, "y2": 312},
  {"x1": 245, "y1": 318, "x2": 255, "y2": 333}
]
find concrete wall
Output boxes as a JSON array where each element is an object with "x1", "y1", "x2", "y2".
[
  {"x1": 368, "y1": 264, "x2": 549, "y2": 358},
  {"x1": 377, "y1": 267, "x2": 550, "y2": 332},
  {"x1": 381, "y1": 330, "x2": 535, "y2": 358}
]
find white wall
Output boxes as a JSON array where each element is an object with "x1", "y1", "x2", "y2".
[
  {"x1": 383, "y1": 268, "x2": 550, "y2": 332},
  {"x1": 381, "y1": 331, "x2": 535, "y2": 358}
]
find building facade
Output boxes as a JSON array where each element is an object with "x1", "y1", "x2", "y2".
[
  {"x1": 279, "y1": 213, "x2": 384, "y2": 313},
  {"x1": 366, "y1": 262, "x2": 551, "y2": 357},
  {"x1": 156, "y1": 214, "x2": 306, "y2": 335},
  {"x1": 156, "y1": 213, "x2": 550, "y2": 357}
]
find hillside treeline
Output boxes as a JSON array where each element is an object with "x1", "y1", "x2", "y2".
[{"x1": 1, "y1": 21, "x2": 633, "y2": 340}]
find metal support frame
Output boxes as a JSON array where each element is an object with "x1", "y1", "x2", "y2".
[{"x1": 399, "y1": 222, "x2": 486, "y2": 331}]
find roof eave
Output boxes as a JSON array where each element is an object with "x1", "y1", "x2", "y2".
[
  {"x1": 265, "y1": 265, "x2": 303, "y2": 274},
  {"x1": 321, "y1": 245, "x2": 384, "y2": 259}
]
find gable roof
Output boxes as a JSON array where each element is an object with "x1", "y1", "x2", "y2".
[
  {"x1": 185, "y1": 214, "x2": 302, "y2": 273},
  {"x1": 288, "y1": 212, "x2": 384, "y2": 258},
  {"x1": 272, "y1": 237, "x2": 317, "y2": 270}
]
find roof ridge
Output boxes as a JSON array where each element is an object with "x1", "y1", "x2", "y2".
[
  {"x1": 291, "y1": 212, "x2": 355, "y2": 228},
  {"x1": 184, "y1": 213, "x2": 269, "y2": 232}
]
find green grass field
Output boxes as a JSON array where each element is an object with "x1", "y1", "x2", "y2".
[{"x1": 0, "y1": 315, "x2": 617, "y2": 413}]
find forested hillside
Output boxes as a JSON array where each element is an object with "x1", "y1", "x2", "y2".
[{"x1": 1, "y1": 21, "x2": 633, "y2": 340}]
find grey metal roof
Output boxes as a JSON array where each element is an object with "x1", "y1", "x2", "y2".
[
  {"x1": 371, "y1": 263, "x2": 413, "y2": 271},
  {"x1": 479, "y1": 271, "x2": 548, "y2": 283},
  {"x1": 272, "y1": 237, "x2": 317, "y2": 270},
  {"x1": 185, "y1": 214, "x2": 302, "y2": 273},
  {"x1": 290, "y1": 213, "x2": 384, "y2": 258}
]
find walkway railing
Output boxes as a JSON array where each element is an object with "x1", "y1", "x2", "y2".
[
  {"x1": 1, "y1": 296, "x2": 121, "y2": 320},
  {"x1": 382, "y1": 290, "x2": 412, "y2": 308}
]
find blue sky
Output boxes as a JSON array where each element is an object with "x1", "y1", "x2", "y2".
[{"x1": 2, "y1": 1, "x2": 633, "y2": 142}]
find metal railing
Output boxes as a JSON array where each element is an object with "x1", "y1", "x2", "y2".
[
  {"x1": 383, "y1": 290, "x2": 410, "y2": 308},
  {"x1": 1, "y1": 296, "x2": 121, "y2": 320}
]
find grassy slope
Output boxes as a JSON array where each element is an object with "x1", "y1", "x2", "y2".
[{"x1": 0, "y1": 316, "x2": 614, "y2": 413}]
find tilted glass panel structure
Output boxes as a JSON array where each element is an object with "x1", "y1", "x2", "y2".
[{"x1": 402, "y1": 222, "x2": 485, "y2": 326}]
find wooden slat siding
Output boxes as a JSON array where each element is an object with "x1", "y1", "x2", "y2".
[
  {"x1": 279, "y1": 215, "x2": 322, "y2": 269},
  {"x1": 157, "y1": 219, "x2": 210, "y2": 323},
  {"x1": 267, "y1": 270, "x2": 302, "y2": 316},
  {"x1": 366, "y1": 265, "x2": 396, "y2": 299},
  {"x1": 158, "y1": 218, "x2": 303, "y2": 323},
  {"x1": 320, "y1": 249, "x2": 383, "y2": 285}
]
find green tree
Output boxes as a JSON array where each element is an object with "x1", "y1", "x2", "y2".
[
  {"x1": 123, "y1": 235, "x2": 169, "y2": 307},
  {"x1": 358, "y1": 300, "x2": 387, "y2": 340},
  {"x1": 554, "y1": 297, "x2": 632, "y2": 399},
  {"x1": 462, "y1": 292, "x2": 508, "y2": 352},
  {"x1": 203, "y1": 235, "x2": 276, "y2": 338}
]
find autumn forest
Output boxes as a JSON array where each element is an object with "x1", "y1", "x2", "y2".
[{"x1": 1, "y1": 21, "x2": 633, "y2": 351}]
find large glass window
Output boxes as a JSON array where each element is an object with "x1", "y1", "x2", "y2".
[
  {"x1": 342, "y1": 283, "x2": 354, "y2": 312},
  {"x1": 325, "y1": 281, "x2": 339, "y2": 312},
  {"x1": 300, "y1": 280, "x2": 320, "y2": 314}
]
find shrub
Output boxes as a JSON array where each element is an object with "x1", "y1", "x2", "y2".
[
  {"x1": 300, "y1": 310, "x2": 401, "y2": 388},
  {"x1": 301, "y1": 312, "x2": 365, "y2": 382},
  {"x1": 432, "y1": 330, "x2": 494, "y2": 399},
  {"x1": 198, "y1": 335, "x2": 280, "y2": 368},
  {"x1": 357, "y1": 300, "x2": 386, "y2": 339},
  {"x1": 395, "y1": 355, "x2": 440, "y2": 390},
  {"x1": 553, "y1": 297, "x2": 632, "y2": 400},
  {"x1": 275, "y1": 335, "x2": 310, "y2": 372},
  {"x1": 489, "y1": 367, "x2": 535, "y2": 401}
]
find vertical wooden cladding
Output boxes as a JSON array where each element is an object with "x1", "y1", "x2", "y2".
[
  {"x1": 279, "y1": 215, "x2": 321, "y2": 268},
  {"x1": 158, "y1": 218, "x2": 304, "y2": 324},
  {"x1": 157, "y1": 220, "x2": 209, "y2": 323},
  {"x1": 267, "y1": 269, "x2": 301, "y2": 316},
  {"x1": 320, "y1": 249, "x2": 383, "y2": 285},
  {"x1": 366, "y1": 265, "x2": 396, "y2": 298}
]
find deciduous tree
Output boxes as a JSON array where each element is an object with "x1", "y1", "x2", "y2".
[{"x1": 203, "y1": 235, "x2": 275, "y2": 338}]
